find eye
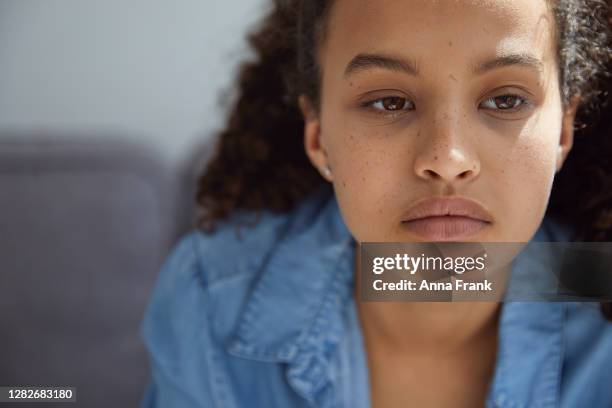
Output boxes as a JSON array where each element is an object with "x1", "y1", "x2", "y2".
[
  {"x1": 480, "y1": 94, "x2": 528, "y2": 112},
  {"x1": 366, "y1": 96, "x2": 415, "y2": 112}
]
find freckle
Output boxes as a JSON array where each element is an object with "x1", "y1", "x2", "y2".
[
  {"x1": 342, "y1": 181, "x2": 346, "y2": 187},
  {"x1": 448, "y1": 40, "x2": 453, "y2": 46},
  {"x1": 362, "y1": 176, "x2": 365, "y2": 182},
  {"x1": 434, "y1": 156, "x2": 438, "y2": 160}
]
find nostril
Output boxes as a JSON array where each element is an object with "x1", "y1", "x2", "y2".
[
  {"x1": 459, "y1": 170, "x2": 472, "y2": 179},
  {"x1": 424, "y1": 169, "x2": 439, "y2": 179}
]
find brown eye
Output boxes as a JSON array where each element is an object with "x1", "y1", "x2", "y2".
[
  {"x1": 481, "y1": 94, "x2": 526, "y2": 111},
  {"x1": 370, "y1": 96, "x2": 414, "y2": 111},
  {"x1": 494, "y1": 95, "x2": 520, "y2": 109},
  {"x1": 382, "y1": 97, "x2": 406, "y2": 110}
]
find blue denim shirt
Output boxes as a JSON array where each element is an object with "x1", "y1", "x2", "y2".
[{"x1": 141, "y1": 187, "x2": 612, "y2": 407}]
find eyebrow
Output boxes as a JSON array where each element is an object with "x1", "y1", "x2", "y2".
[
  {"x1": 473, "y1": 53, "x2": 544, "y2": 75},
  {"x1": 344, "y1": 53, "x2": 419, "y2": 78},
  {"x1": 344, "y1": 52, "x2": 544, "y2": 78}
]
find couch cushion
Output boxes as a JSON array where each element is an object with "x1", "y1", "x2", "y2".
[{"x1": 0, "y1": 134, "x2": 189, "y2": 407}]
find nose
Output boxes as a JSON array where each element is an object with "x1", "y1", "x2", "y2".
[{"x1": 413, "y1": 111, "x2": 480, "y2": 184}]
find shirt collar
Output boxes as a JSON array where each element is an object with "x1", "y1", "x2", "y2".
[
  {"x1": 488, "y1": 219, "x2": 568, "y2": 408},
  {"x1": 487, "y1": 301, "x2": 565, "y2": 408},
  {"x1": 227, "y1": 189, "x2": 566, "y2": 407}
]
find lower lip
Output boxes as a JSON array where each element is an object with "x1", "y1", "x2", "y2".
[{"x1": 401, "y1": 216, "x2": 490, "y2": 240}]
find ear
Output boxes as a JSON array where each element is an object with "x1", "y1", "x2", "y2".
[
  {"x1": 299, "y1": 95, "x2": 332, "y2": 181},
  {"x1": 556, "y1": 95, "x2": 580, "y2": 173}
]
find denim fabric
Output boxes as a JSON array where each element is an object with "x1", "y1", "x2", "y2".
[{"x1": 141, "y1": 187, "x2": 612, "y2": 407}]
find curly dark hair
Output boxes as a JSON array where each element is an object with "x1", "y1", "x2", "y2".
[{"x1": 195, "y1": 0, "x2": 612, "y2": 318}]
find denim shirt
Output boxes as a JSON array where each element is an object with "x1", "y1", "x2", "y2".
[{"x1": 140, "y1": 187, "x2": 612, "y2": 408}]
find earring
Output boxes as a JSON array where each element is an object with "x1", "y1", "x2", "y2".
[
  {"x1": 555, "y1": 146, "x2": 563, "y2": 172},
  {"x1": 323, "y1": 164, "x2": 332, "y2": 179}
]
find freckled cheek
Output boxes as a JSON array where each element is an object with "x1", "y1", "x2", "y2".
[
  {"x1": 328, "y1": 137, "x2": 405, "y2": 238},
  {"x1": 334, "y1": 176, "x2": 400, "y2": 241},
  {"x1": 518, "y1": 136, "x2": 557, "y2": 186},
  {"x1": 334, "y1": 151, "x2": 393, "y2": 205},
  {"x1": 327, "y1": 129, "x2": 391, "y2": 192},
  {"x1": 499, "y1": 135, "x2": 557, "y2": 230}
]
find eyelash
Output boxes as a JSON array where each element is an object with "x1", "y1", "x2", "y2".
[
  {"x1": 360, "y1": 93, "x2": 532, "y2": 116},
  {"x1": 480, "y1": 94, "x2": 531, "y2": 114},
  {"x1": 362, "y1": 96, "x2": 416, "y2": 112},
  {"x1": 361, "y1": 96, "x2": 415, "y2": 115}
]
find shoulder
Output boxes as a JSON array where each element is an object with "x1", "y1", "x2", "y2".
[
  {"x1": 139, "y1": 209, "x2": 295, "y2": 356},
  {"x1": 139, "y1": 186, "x2": 337, "y2": 405},
  {"x1": 188, "y1": 184, "x2": 335, "y2": 286},
  {"x1": 141, "y1": 184, "x2": 336, "y2": 354},
  {"x1": 562, "y1": 302, "x2": 612, "y2": 404},
  {"x1": 141, "y1": 207, "x2": 292, "y2": 342}
]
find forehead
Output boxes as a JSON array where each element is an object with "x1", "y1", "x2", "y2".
[{"x1": 320, "y1": 0, "x2": 557, "y2": 74}]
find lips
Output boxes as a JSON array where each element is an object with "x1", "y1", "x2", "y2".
[{"x1": 400, "y1": 196, "x2": 493, "y2": 240}]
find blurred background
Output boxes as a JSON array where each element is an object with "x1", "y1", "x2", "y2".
[
  {"x1": 0, "y1": 0, "x2": 266, "y2": 406},
  {"x1": 0, "y1": 0, "x2": 267, "y2": 163}
]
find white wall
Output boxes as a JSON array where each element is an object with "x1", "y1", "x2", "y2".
[{"x1": 0, "y1": 0, "x2": 268, "y2": 163}]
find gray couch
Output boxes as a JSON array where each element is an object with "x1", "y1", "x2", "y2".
[{"x1": 0, "y1": 134, "x2": 205, "y2": 407}]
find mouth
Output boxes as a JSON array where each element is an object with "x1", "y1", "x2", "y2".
[
  {"x1": 400, "y1": 197, "x2": 493, "y2": 241},
  {"x1": 402, "y1": 215, "x2": 491, "y2": 240}
]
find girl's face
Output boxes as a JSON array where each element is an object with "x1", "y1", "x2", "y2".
[{"x1": 302, "y1": 0, "x2": 578, "y2": 243}]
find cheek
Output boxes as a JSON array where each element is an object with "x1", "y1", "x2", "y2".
[
  {"x1": 324, "y1": 124, "x2": 405, "y2": 240},
  {"x1": 497, "y1": 123, "x2": 559, "y2": 236}
]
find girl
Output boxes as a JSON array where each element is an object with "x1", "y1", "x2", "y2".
[{"x1": 142, "y1": 0, "x2": 612, "y2": 407}]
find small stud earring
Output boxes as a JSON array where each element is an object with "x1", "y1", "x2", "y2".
[{"x1": 323, "y1": 165, "x2": 332, "y2": 178}]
